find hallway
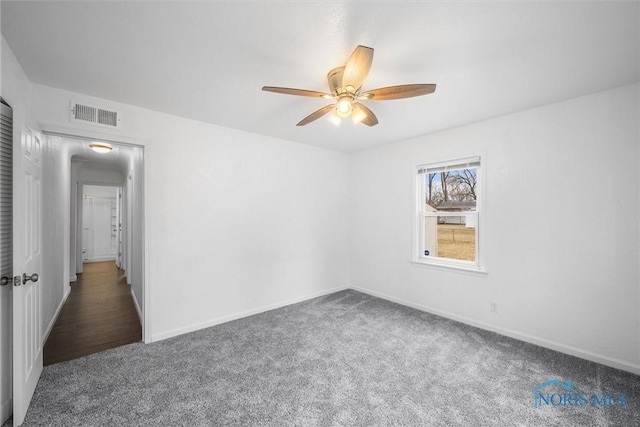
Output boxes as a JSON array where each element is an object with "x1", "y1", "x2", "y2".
[{"x1": 43, "y1": 262, "x2": 142, "y2": 366}]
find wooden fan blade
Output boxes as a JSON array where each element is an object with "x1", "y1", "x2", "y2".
[
  {"x1": 342, "y1": 45, "x2": 374, "y2": 91},
  {"x1": 262, "y1": 86, "x2": 331, "y2": 98},
  {"x1": 362, "y1": 84, "x2": 436, "y2": 101},
  {"x1": 296, "y1": 104, "x2": 336, "y2": 126},
  {"x1": 353, "y1": 102, "x2": 379, "y2": 126}
]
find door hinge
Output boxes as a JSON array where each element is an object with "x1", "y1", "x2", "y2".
[{"x1": 13, "y1": 276, "x2": 21, "y2": 287}]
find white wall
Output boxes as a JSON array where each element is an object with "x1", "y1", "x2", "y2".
[
  {"x1": 83, "y1": 184, "x2": 118, "y2": 198},
  {"x1": 41, "y1": 137, "x2": 70, "y2": 342},
  {"x1": 350, "y1": 83, "x2": 640, "y2": 373},
  {"x1": 31, "y1": 83, "x2": 351, "y2": 342},
  {"x1": 127, "y1": 147, "x2": 144, "y2": 318}
]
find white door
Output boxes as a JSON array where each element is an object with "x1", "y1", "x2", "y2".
[
  {"x1": 91, "y1": 198, "x2": 113, "y2": 260},
  {"x1": 12, "y1": 126, "x2": 43, "y2": 426}
]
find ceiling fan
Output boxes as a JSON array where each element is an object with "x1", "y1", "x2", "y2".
[{"x1": 262, "y1": 45, "x2": 436, "y2": 127}]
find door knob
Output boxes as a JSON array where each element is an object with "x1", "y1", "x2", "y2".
[
  {"x1": 23, "y1": 273, "x2": 39, "y2": 285},
  {"x1": 0, "y1": 276, "x2": 8, "y2": 286}
]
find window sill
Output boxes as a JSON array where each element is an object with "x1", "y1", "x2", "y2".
[{"x1": 411, "y1": 259, "x2": 487, "y2": 275}]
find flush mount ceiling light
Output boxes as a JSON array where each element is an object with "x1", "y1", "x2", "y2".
[
  {"x1": 89, "y1": 142, "x2": 112, "y2": 153},
  {"x1": 262, "y1": 45, "x2": 437, "y2": 127}
]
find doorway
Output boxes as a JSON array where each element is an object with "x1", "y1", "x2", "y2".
[
  {"x1": 81, "y1": 185, "x2": 121, "y2": 264},
  {"x1": 42, "y1": 133, "x2": 146, "y2": 364}
]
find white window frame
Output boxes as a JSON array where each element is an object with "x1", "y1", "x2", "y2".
[{"x1": 412, "y1": 156, "x2": 486, "y2": 273}]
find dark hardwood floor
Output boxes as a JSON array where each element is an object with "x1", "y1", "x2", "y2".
[{"x1": 43, "y1": 261, "x2": 142, "y2": 366}]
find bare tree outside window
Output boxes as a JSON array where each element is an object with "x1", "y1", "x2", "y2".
[
  {"x1": 449, "y1": 168, "x2": 477, "y2": 201},
  {"x1": 440, "y1": 171, "x2": 449, "y2": 203},
  {"x1": 427, "y1": 173, "x2": 437, "y2": 205},
  {"x1": 425, "y1": 169, "x2": 476, "y2": 207}
]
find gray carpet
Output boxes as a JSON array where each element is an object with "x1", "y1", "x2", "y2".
[{"x1": 5, "y1": 290, "x2": 640, "y2": 426}]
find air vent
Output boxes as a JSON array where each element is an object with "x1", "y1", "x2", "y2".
[{"x1": 71, "y1": 102, "x2": 121, "y2": 128}]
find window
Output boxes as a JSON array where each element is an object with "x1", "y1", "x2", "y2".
[{"x1": 413, "y1": 157, "x2": 483, "y2": 271}]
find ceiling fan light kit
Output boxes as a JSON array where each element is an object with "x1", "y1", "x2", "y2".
[
  {"x1": 327, "y1": 111, "x2": 342, "y2": 126},
  {"x1": 262, "y1": 45, "x2": 436, "y2": 127},
  {"x1": 336, "y1": 96, "x2": 353, "y2": 118},
  {"x1": 351, "y1": 105, "x2": 367, "y2": 124}
]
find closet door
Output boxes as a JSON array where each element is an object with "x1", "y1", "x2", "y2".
[{"x1": 0, "y1": 101, "x2": 13, "y2": 425}]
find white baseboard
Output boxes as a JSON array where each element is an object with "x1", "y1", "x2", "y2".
[
  {"x1": 43, "y1": 287, "x2": 71, "y2": 343},
  {"x1": 70, "y1": 274, "x2": 77, "y2": 282},
  {"x1": 131, "y1": 287, "x2": 142, "y2": 323},
  {"x1": 83, "y1": 256, "x2": 116, "y2": 263},
  {"x1": 152, "y1": 286, "x2": 348, "y2": 342},
  {"x1": 1, "y1": 396, "x2": 11, "y2": 426},
  {"x1": 350, "y1": 286, "x2": 640, "y2": 376}
]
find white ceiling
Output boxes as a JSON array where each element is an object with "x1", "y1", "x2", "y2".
[{"x1": 2, "y1": 1, "x2": 638, "y2": 152}]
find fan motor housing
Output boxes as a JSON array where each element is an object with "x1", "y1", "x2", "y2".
[{"x1": 327, "y1": 66, "x2": 345, "y2": 95}]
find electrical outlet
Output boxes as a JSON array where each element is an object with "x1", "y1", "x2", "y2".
[{"x1": 490, "y1": 302, "x2": 498, "y2": 313}]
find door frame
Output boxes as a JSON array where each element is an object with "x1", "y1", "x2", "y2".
[
  {"x1": 41, "y1": 126, "x2": 149, "y2": 343},
  {"x1": 78, "y1": 183, "x2": 122, "y2": 265}
]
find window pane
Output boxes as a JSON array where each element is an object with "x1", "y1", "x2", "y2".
[
  {"x1": 423, "y1": 167, "x2": 478, "y2": 209},
  {"x1": 423, "y1": 216, "x2": 476, "y2": 262}
]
